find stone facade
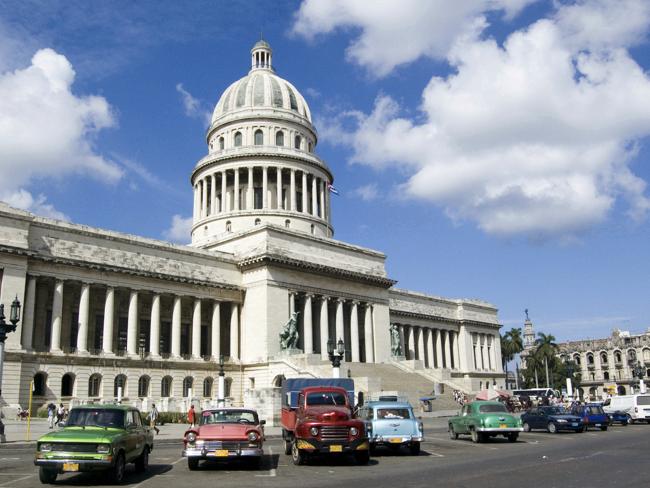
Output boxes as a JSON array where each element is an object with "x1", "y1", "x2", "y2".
[{"x1": 0, "y1": 40, "x2": 504, "y2": 421}]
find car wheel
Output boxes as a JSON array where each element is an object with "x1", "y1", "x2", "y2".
[
  {"x1": 38, "y1": 467, "x2": 57, "y2": 484},
  {"x1": 627, "y1": 415, "x2": 634, "y2": 425},
  {"x1": 409, "y1": 442, "x2": 421, "y2": 456},
  {"x1": 110, "y1": 452, "x2": 126, "y2": 484},
  {"x1": 470, "y1": 429, "x2": 481, "y2": 443},
  {"x1": 547, "y1": 422, "x2": 557, "y2": 434},
  {"x1": 291, "y1": 441, "x2": 305, "y2": 465},
  {"x1": 283, "y1": 438, "x2": 292, "y2": 455},
  {"x1": 448, "y1": 425, "x2": 458, "y2": 440},
  {"x1": 578, "y1": 426, "x2": 585, "y2": 433},
  {"x1": 522, "y1": 422, "x2": 531, "y2": 432},
  {"x1": 135, "y1": 447, "x2": 149, "y2": 473},
  {"x1": 188, "y1": 457, "x2": 199, "y2": 470},
  {"x1": 507, "y1": 433, "x2": 518, "y2": 443},
  {"x1": 355, "y1": 450, "x2": 370, "y2": 465},
  {"x1": 600, "y1": 425, "x2": 608, "y2": 431}
]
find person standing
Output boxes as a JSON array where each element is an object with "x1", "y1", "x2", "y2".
[
  {"x1": 47, "y1": 403, "x2": 56, "y2": 429},
  {"x1": 56, "y1": 403, "x2": 65, "y2": 426},
  {"x1": 148, "y1": 403, "x2": 160, "y2": 434},
  {"x1": 188, "y1": 404, "x2": 195, "y2": 427}
]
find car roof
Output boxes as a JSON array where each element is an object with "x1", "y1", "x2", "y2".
[
  {"x1": 71, "y1": 404, "x2": 133, "y2": 411},
  {"x1": 366, "y1": 401, "x2": 413, "y2": 409}
]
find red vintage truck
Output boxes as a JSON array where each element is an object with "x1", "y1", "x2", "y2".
[{"x1": 281, "y1": 378, "x2": 369, "y2": 465}]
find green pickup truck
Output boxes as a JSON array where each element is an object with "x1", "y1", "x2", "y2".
[{"x1": 34, "y1": 404, "x2": 153, "y2": 484}]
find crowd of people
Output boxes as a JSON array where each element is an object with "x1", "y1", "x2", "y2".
[
  {"x1": 453, "y1": 390, "x2": 468, "y2": 406},
  {"x1": 46, "y1": 403, "x2": 68, "y2": 428}
]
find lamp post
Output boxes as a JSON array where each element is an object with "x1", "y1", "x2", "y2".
[
  {"x1": 630, "y1": 360, "x2": 646, "y2": 394},
  {"x1": 564, "y1": 359, "x2": 575, "y2": 399},
  {"x1": 327, "y1": 338, "x2": 345, "y2": 378},
  {"x1": 0, "y1": 297, "x2": 21, "y2": 442},
  {"x1": 217, "y1": 355, "x2": 226, "y2": 407}
]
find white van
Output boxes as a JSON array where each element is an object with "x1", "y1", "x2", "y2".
[{"x1": 603, "y1": 394, "x2": 650, "y2": 422}]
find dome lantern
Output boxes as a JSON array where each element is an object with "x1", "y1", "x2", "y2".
[{"x1": 251, "y1": 39, "x2": 272, "y2": 71}]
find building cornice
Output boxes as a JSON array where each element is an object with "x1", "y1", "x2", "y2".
[{"x1": 390, "y1": 308, "x2": 501, "y2": 330}]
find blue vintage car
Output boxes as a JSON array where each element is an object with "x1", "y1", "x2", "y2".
[
  {"x1": 570, "y1": 403, "x2": 609, "y2": 431},
  {"x1": 521, "y1": 406, "x2": 584, "y2": 433},
  {"x1": 358, "y1": 401, "x2": 423, "y2": 455}
]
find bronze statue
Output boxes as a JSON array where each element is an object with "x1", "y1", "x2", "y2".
[
  {"x1": 390, "y1": 324, "x2": 402, "y2": 356},
  {"x1": 280, "y1": 312, "x2": 300, "y2": 350}
]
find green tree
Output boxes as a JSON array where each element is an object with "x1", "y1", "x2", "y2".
[
  {"x1": 500, "y1": 328, "x2": 524, "y2": 386},
  {"x1": 534, "y1": 332, "x2": 558, "y2": 388}
]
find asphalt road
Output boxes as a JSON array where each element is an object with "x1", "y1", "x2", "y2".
[{"x1": 1, "y1": 423, "x2": 649, "y2": 488}]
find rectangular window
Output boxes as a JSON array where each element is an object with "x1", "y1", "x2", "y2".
[
  {"x1": 201, "y1": 325, "x2": 209, "y2": 357},
  {"x1": 94, "y1": 314, "x2": 104, "y2": 351},
  {"x1": 160, "y1": 321, "x2": 171, "y2": 354},
  {"x1": 254, "y1": 188, "x2": 263, "y2": 209},
  {"x1": 296, "y1": 192, "x2": 303, "y2": 212},
  {"x1": 139, "y1": 319, "x2": 150, "y2": 353},
  {"x1": 69, "y1": 311, "x2": 79, "y2": 349},
  {"x1": 118, "y1": 317, "x2": 128, "y2": 352},
  {"x1": 181, "y1": 324, "x2": 190, "y2": 355}
]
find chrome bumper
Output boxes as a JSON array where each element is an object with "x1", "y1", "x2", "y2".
[
  {"x1": 370, "y1": 435, "x2": 423, "y2": 443},
  {"x1": 476, "y1": 427, "x2": 523, "y2": 433},
  {"x1": 183, "y1": 447, "x2": 263, "y2": 458}
]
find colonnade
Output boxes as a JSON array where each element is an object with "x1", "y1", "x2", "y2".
[
  {"x1": 392, "y1": 323, "x2": 459, "y2": 370},
  {"x1": 193, "y1": 166, "x2": 330, "y2": 222},
  {"x1": 19, "y1": 275, "x2": 241, "y2": 361},
  {"x1": 471, "y1": 332, "x2": 498, "y2": 372},
  {"x1": 288, "y1": 291, "x2": 375, "y2": 363}
]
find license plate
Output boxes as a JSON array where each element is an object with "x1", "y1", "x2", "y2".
[
  {"x1": 389, "y1": 438, "x2": 402, "y2": 444},
  {"x1": 62, "y1": 463, "x2": 79, "y2": 472},
  {"x1": 214, "y1": 450, "x2": 229, "y2": 457},
  {"x1": 330, "y1": 445, "x2": 342, "y2": 452},
  {"x1": 572, "y1": 423, "x2": 578, "y2": 427},
  {"x1": 595, "y1": 424, "x2": 601, "y2": 427},
  {"x1": 499, "y1": 424, "x2": 507, "y2": 429}
]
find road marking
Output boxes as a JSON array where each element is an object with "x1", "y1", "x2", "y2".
[
  {"x1": 171, "y1": 457, "x2": 185, "y2": 465},
  {"x1": 0, "y1": 459, "x2": 20, "y2": 462},
  {"x1": 131, "y1": 457, "x2": 184, "y2": 488},
  {"x1": 255, "y1": 447, "x2": 277, "y2": 477},
  {"x1": 0, "y1": 474, "x2": 35, "y2": 486},
  {"x1": 427, "y1": 451, "x2": 445, "y2": 457},
  {"x1": 426, "y1": 437, "x2": 498, "y2": 450}
]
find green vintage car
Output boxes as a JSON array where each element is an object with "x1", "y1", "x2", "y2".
[
  {"x1": 448, "y1": 401, "x2": 523, "y2": 443},
  {"x1": 34, "y1": 404, "x2": 153, "y2": 484}
]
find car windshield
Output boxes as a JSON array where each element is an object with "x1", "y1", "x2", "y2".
[
  {"x1": 478, "y1": 404, "x2": 507, "y2": 413},
  {"x1": 542, "y1": 407, "x2": 567, "y2": 415},
  {"x1": 306, "y1": 392, "x2": 347, "y2": 406},
  {"x1": 587, "y1": 406, "x2": 604, "y2": 415},
  {"x1": 200, "y1": 410, "x2": 258, "y2": 425},
  {"x1": 66, "y1": 409, "x2": 125, "y2": 428},
  {"x1": 637, "y1": 396, "x2": 650, "y2": 406},
  {"x1": 377, "y1": 408, "x2": 411, "y2": 419}
]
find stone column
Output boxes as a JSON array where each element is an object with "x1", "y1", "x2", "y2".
[
  {"x1": 76, "y1": 282, "x2": 90, "y2": 354},
  {"x1": 262, "y1": 166, "x2": 268, "y2": 209},
  {"x1": 290, "y1": 169, "x2": 297, "y2": 211},
  {"x1": 435, "y1": 329, "x2": 444, "y2": 368},
  {"x1": 230, "y1": 303, "x2": 239, "y2": 360},
  {"x1": 233, "y1": 168, "x2": 240, "y2": 211},
  {"x1": 289, "y1": 291, "x2": 295, "y2": 316},
  {"x1": 320, "y1": 180, "x2": 326, "y2": 219},
  {"x1": 201, "y1": 178, "x2": 207, "y2": 218},
  {"x1": 335, "y1": 298, "x2": 344, "y2": 342},
  {"x1": 301, "y1": 171, "x2": 308, "y2": 213},
  {"x1": 479, "y1": 334, "x2": 486, "y2": 370},
  {"x1": 192, "y1": 298, "x2": 202, "y2": 359},
  {"x1": 363, "y1": 304, "x2": 374, "y2": 363},
  {"x1": 407, "y1": 326, "x2": 415, "y2": 360},
  {"x1": 247, "y1": 167, "x2": 254, "y2": 209},
  {"x1": 102, "y1": 286, "x2": 115, "y2": 355},
  {"x1": 127, "y1": 290, "x2": 139, "y2": 356},
  {"x1": 311, "y1": 176, "x2": 318, "y2": 216},
  {"x1": 320, "y1": 296, "x2": 329, "y2": 360},
  {"x1": 193, "y1": 184, "x2": 198, "y2": 221},
  {"x1": 427, "y1": 329, "x2": 435, "y2": 368},
  {"x1": 455, "y1": 331, "x2": 462, "y2": 370},
  {"x1": 398, "y1": 324, "x2": 406, "y2": 358},
  {"x1": 211, "y1": 301, "x2": 221, "y2": 359},
  {"x1": 221, "y1": 171, "x2": 227, "y2": 212},
  {"x1": 21, "y1": 275, "x2": 37, "y2": 350},
  {"x1": 171, "y1": 296, "x2": 181, "y2": 357},
  {"x1": 50, "y1": 279, "x2": 64, "y2": 352},
  {"x1": 211, "y1": 174, "x2": 217, "y2": 215},
  {"x1": 417, "y1": 326, "x2": 425, "y2": 362},
  {"x1": 445, "y1": 330, "x2": 453, "y2": 369},
  {"x1": 149, "y1": 293, "x2": 160, "y2": 357},
  {"x1": 350, "y1": 301, "x2": 360, "y2": 362},
  {"x1": 276, "y1": 167, "x2": 283, "y2": 209},
  {"x1": 303, "y1": 294, "x2": 313, "y2": 354}
]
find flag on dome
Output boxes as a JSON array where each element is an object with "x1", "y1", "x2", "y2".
[{"x1": 327, "y1": 183, "x2": 339, "y2": 195}]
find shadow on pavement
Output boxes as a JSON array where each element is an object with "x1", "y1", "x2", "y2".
[{"x1": 49, "y1": 463, "x2": 172, "y2": 485}]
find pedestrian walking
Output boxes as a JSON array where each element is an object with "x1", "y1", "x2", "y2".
[
  {"x1": 188, "y1": 404, "x2": 195, "y2": 427},
  {"x1": 56, "y1": 403, "x2": 65, "y2": 426},
  {"x1": 147, "y1": 403, "x2": 160, "y2": 434},
  {"x1": 47, "y1": 403, "x2": 56, "y2": 429}
]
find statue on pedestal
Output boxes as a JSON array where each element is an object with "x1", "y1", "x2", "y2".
[
  {"x1": 390, "y1": 324, "x2": 402, "y2": 357},
  {"x1": 280, "y1": 312, "x2": 300, "y2": 350}
]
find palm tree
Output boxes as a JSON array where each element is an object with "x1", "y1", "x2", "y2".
[
  {"x1": 535, "y1": 332, "x2": 558, "y2": 388},
  {"x1": 501, "y1": 328, "x2": 524, "y2": 387}
]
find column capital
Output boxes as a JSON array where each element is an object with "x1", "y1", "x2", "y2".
[{"x1": 304, "y1": 292, "x2": 315, "y2": 299}]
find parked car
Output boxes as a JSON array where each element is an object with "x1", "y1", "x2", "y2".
[
  {"x1": 570, "y1": 404, "x2": 609, "y2": 431},
  {"x1": 358, "y1": 401, "x2": 423, "y2": 455},
  {"x1": 34, "y1": 404, "x2": 153, "y2": 484},
  {"x1": 448, "y1": 401, "x2": 523, "y2": 443},
  {"x1": 182, "y1": 408, "x2": 265, "y2": 470},
  {"x1": 603, "y1": 394, "x2": 650, "y2": 423},
  {"x1": 521, "y1": 406, "x2": 584, "y2": 433},
  {"x1": 606, "y1": 410, "x2": 629, "y2": 426}
]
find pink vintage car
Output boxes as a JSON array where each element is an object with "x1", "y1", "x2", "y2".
[{"x1": 183, "y1": 408, "x2": 265, "y2": 470}]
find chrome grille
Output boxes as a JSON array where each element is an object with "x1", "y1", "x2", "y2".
[
  {"x1": 202, "y1": 441, "x2": 243, "y2": 451},
  {"x1": 51, "y1": 443, "x2": 97, "y2": 453},
  {"x1": 320, "y1": 426, "x2": 349, "y2": 441}
]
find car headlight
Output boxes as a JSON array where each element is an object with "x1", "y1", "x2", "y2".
[
  {"x1": 556, "y1": 419, "x2": 567, "y2": 423},
  {"x1": 186, "y1": 433, "x2": 197, "y2": 444},
  {"x1": 39, "y1": 443, "x2": 52, "y2": 452},
  {"x1": 309, "y1": 427, "x2": 319, "y2": 437},
  {"x1": 350, "y1": 427, "x2": 358, "y2": 436},
  {"x1": 96, "y1": 444, "x2": 111, "y2": 454},
  {"x1": 248, "y1": 432, "x2": 259, "y2": 441}
]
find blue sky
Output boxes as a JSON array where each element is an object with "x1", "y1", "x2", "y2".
[{"x1": 1, "y1": 0, "x2": 650, "y2": 342}]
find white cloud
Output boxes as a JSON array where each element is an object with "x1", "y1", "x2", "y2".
[
  {"x1": 163, "y1": 215, "x2": 192, "y2": 244},
  {"x1": 353, "y1": 183, "x2": 379, "y2": 202},
  {"x1": 176, "y1": 83, "x2": 211, "y2": 125},
  {"x1": 3, "y1": 189, "x2": 69, "y2": 221},
  {"x1": 292, "y1": 0, "x2": 535, "y2": 76},
  {"x1": 0, "y1": 48, "x2": 123, "y2": 208},
  {"x1": 311, "y1": 1, "x2": 650, "y2": 239}
]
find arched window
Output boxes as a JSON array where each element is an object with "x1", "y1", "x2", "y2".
[
  {"x1": 224, "y1": 377, "x2": 233, "y2": 397},
  {"x1": 573, "y1": 354, "x2": 581, "y2": 365},
  {"x1": 254, "y1": 129, "x2": 263, "y2": 145},
  {"x1": 628, "y1": 349, "x2": 637, "y2": 362},
  {"x1": 61, "y1": 373, "x2": 75, "y2": 397},
  {"x1": 88, "y1": 374, "x2": 101, "y2": 397},
  {"x1": 600, "y1": 352, "x2": 608, "y2": 364},
  {"x1": 203, "y1": 378, "x2": 213, "y2": 397},
  {"x1": 294, "y1": 135, "x2": 301, "y2": 149},
  {"x1": 219, "y1": 137, "x2": 224, "y2": 150},
  {"x1": 114, "y1": 374, "x2": 127, "y2": 398},
  {"x1": 33, "y1": 372, "x2": 47, "y2": 396},
  {"x1": 603, "y1": 371, "x2": 610, "y2": 380},
  {"x1": 161, "y1": 376, "x2": 172, "y2": 398},
  {"x1": 308, "y1": 142, "x2": 313, "y2": 152},
  {"x1": 138, "y1": 376, "x2": 150, "y2": 398},
  {"x1": 275, "y1": 131, "x2": 284, "y2": 146},
  {"x1": 310, "y1": 224, "x2": 315, "y2": 235},
  {"x1": 615, "y1": 351, "x2": 622, "y2": 363},
  {"x1": 254, "y1": 218, "x2": 261, "y2": 225},
  {"x1": 234, "y1": 132, "x2": 242, "y2": 147},
  {"x1": 272, "y1": 375, "x2": 285, "y2": 388},
  {"x1": 226, "y1": 221, "x2": 232, "y2": 232},
  {"x1": 587, "y1": 353, "x2": 594, "y2": 365},
  {"x1": 285, "y1": 219, "x2": 291, "y2": 228},
  {"x1": 183, "y1": 377, "x2": 193, "y2": 398},
  {"x1": 644, "y1": 348, "x2": 650, "y2": 361}
]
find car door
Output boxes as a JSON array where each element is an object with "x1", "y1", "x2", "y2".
[
  {"x1": 524, "y1": 408, "x2": 537, "y2": 429},
  {"x1": 459, "y1": 405, "x2": 471, "y2": 433},
  {"x1": 124, "y1": 410, "x2": 140, "y2": 461}
]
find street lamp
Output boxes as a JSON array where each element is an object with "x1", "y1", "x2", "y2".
[
  {"x1": 564, "y1": 358, "x2": 575, "y2": 399},
  {"x1": 217, "y1": 355, "x2": 226, "y2": 407},
  {"x1": 0, "y1": 297, "x2": 21, "y2": 442},
  {"x1": 327, "y1": 338, "x2": 345, "y2": 378},
  {"x1": 629, "y1": 359, "x2": 646, "y2": 394}
]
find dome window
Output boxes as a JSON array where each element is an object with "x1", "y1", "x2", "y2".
[
  {"x1": 219, "y1": 137, "x2": 224, "y2": 150},
  {"x1": 294, "y1": 135, "x2": 302, "y2": 149},
  {"x1": 254, "y1": 129, "x2": 264, "y2": 145},
  {"x1": 234, "y1": 132, "x2": 242, "y2": 147},
  {"x1": 226, "y1": 221, "x2": 232, "y2": 232},
  {"x1": 285, "y1": 219, "x2": 291, "y2": 228},
  {"x1": 308, "y1": 142, "x2": 313, "y2": 152},
  {"x1": 276, "y1": 131, "x2": 284, "y2": 146},
  {"x1": 254, "y1": 218, "x2": 261, "y2": 225},
  {"x1": 310, "y1": 224, "x2": 315, "y2": 235}
]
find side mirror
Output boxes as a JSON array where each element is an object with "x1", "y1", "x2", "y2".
[{"x1": 260, "y1": 420, "x2": 266, "y2": 425}]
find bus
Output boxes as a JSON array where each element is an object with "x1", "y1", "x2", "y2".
[{"x1": 512, "y1": 388, "x2": 561, "y2": 400}]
